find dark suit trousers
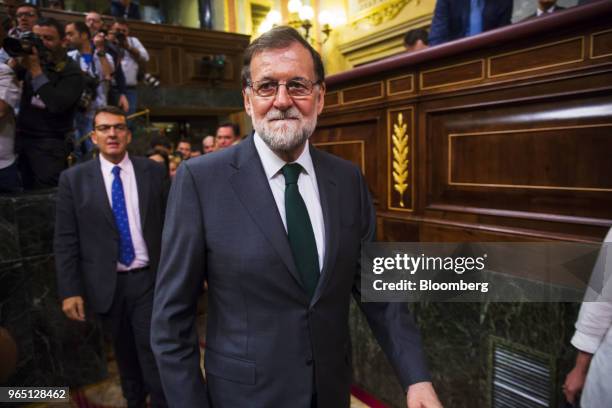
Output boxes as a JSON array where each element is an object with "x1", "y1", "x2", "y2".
[{"x1": 98, "y1": 269, "x2": 167, "y2": 408}]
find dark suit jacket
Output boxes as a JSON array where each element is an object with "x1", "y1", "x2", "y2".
[
  {"x1": 428, "y1": 0, "x2": 513, "y2": 46},
  {"x1": 151, "y1": 136, "x2": 430, "y2": 408},
  {"x1": 523, "y1": 5, "x2": 567, "y2": 21},
  {"x1": 54, "y1": 155, "x2": 168, "y2": 314}
]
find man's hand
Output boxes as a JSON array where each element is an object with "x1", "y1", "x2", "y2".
[
  {"x1": 62, "y1": 296, "x2": 86, "y2": 321},
  {"x1": 407, "y1": 382, "x2": 443, "y2": 408},
  {"x1": 563, "y1": 351, "x2": 593, "y2": 404},
  {"x1": 118, "y1": 94, "x2": 129, "y2": 112},
  {"x1": 20, "y1": 47, "x2": 43, "y2": 77},
  {"x1": 93, "y1": 32, "x2": 106, "y2": 52}
]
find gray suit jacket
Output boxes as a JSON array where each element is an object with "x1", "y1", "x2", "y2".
[
  {"x1": 54, "y1": 156, "x2": 168, "y2": 314},
  {"x1": 151, "y1": 136, "x2": 430, "y2": 408}
]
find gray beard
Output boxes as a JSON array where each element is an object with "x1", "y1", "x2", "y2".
[{"x1": 253, "y1": 106, "x2": 317, "y2": 154}]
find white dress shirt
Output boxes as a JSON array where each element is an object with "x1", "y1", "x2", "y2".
[
  {"x1": 121, "y1": 36, "x2": 149, "y2": 86},
  {"x1": 536, "y1": 6, "x2": 557, "y2": 16},
  {"x1": 67, "y1": 49, "x2": 114, "y2": 108},
  {"x1": 254, "y1": 133, "x2": 325, "y2": 271},
  {"x1": 99, "y1": 153, "x2": 149, "y2": 270}
]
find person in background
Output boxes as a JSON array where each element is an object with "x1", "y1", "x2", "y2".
[
  {"x1": 15, "y1": 17, "x2": 85, "y2": 189},
  {"x1": 176, "y1": 138, "x2": 191, "y2": 160},
  {"x1": 563, "y1": 228, "x2": 612, "y2": 408},
  {"x1": 146, "y1": 148, "x2": 169, "y2": 175},
  {"x1": 108, "y1": 19, "x2": 148, "y2": 116},
  {"x1": 403, "y1": 28, "x2": 429, "y2": 52},
  {"x1": 85, "y1": 12, "x2": 130, "y2": 113},
  {"x1": 150, "y1": 135, "x2": 172, "y2": 155},
  {"x1": 189, "y1": 145, "x2": 202, "y2": 158},
  {"x1": 66, "y1": 21, "x2": 114, "y2": 158},
  {"x1": 0, "y1": 61, "x2": 22, "y2": 193},
  {"x1": 215, "y1": 122, "x2": 240, "y2": 150},
  {"x1": 8, "y1": 2, "x2": 39, "y2": 38},
  {"x1": 168, "y1": 154, "x2": 181, "y2": 179},
  {"x1": 202, "y1": 135, "x2": 216, "y2": 154},
  {"x1": 523, "y1": 0, "x2": 566, "y2": 19},
  {"x1": 111, "y1": 0, "x2": 141, "y2": 20},
  {"x1": 428, "y1": 0, "x2": 513, "y2": 46},
  {"x1": 47, "y1": 0, "x2": 65, "y2": 10},
  {"x1": 55, "y1": 106, "x2": 168, "y2": 408}
]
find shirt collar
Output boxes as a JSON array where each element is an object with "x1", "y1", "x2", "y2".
[
  {"x1": 99, "y1": 152, "x2": 132, "y2": 176},
  {"x1": 253, "y1": 132, "x2": 316, "y2": 180},
  {"x1": 537, "y1": 6, "x2": 555, "y2": 16}
]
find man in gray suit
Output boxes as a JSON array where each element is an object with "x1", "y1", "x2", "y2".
[
  {"x1": 55, "y1": 106, "x2": 168, "y2": 408},
  {"x1": 151, "y1": 26, "x2": 441, "y2": 408}
]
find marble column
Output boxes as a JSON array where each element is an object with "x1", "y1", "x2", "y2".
[{"x1": 0, "y1": 191, "x2": 106, "y2": 387}]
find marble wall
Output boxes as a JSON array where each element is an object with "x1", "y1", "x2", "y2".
[
  {"x1": 350, "y1": 300, "x2": 580, "y2": 408},
  {"x1": 0, "y1": 192, "x2": 106, "y2": 388}
]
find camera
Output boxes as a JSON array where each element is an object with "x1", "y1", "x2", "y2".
[
  {"x1": 116, "y1": 32, "x2": 127, "y2": 44},
  {"x1": 2, "y1": 31, "x2": 46, "y2": 58}
]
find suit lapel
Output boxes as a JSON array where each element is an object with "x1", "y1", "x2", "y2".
[
  {"x1": 229, "y1": 137, "x2": 306, "y2": 296},
  {"x1": 132, "y1": 157, "x2": 151, "y2": 229},
  {"x1": 310, "y1": 147, "x2": 339, "y2": 306},
  {"x1": 88, "y1": 157, "x2": 118, "y2": 232}
]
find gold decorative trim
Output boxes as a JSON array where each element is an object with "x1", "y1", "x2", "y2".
[
  {"x1": 392, "y1": 114, "x2": 409, "y2": 207},
  {"x1": 387, "y1": 74, "x2": 414, "y2": 96},
  {"x1": 387, "y1": 107, "x2": 414, "y2": 212},
  {"x1": 351, "y1": 0, "x2": 420, "y2": 28},
  {"x1": 590, "y1": 28, "x2": 612, "y2": 60},
  {"x1": 447, "y1": 123, "x2": 612, "y2": 192},
  {"x1": 341, "y1": 81, "x2": 385, "y2": 105},
  {"x1": 488, "y1": 37, "x2": 585, "y2": 79},
  {"x1": 313, "y1": 140, "x2": 366, "y2": 174},
  {"x1": 419, "y1": 59, "x2": 485, "y2": 91}
]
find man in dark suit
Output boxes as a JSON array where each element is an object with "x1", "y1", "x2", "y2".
[
  {"x1": 54, "y1": 106, "x2": 168, "y2": 408},
  {"x1": 428, "y1": 0, "x2": 513, "y2": 46},
  {"x1": 151, "y1": 26, "x2": 441, "y2": 408}
]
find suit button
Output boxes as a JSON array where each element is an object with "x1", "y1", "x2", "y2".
[{"x1": 306, "y1": 358, "x2": 313, "y2": 366}]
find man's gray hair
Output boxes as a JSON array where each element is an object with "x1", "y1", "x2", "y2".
[{"x1": 241, "y1": 26, "x2": 325, "y2": 87}]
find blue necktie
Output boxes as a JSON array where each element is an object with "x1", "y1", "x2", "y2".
[
  {"x1": 111, "y1": 166, "x2": 135, "y2": 266},
  {"x1": 468, "y1": 0, "x2": 484, "y2": 37}
]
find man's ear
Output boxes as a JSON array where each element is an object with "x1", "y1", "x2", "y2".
[
  {"x1": 316, "y1": 82, "x2": 326, "y2": 115},
  {"x1": 243, "y1": 89, "x2": 252, "y2": 117}
]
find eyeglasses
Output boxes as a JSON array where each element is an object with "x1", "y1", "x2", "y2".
[
  {"x1": 16, "y1": 12, "x2": 36, "y2": 18},
  {"x1": 247, "y1": 78, "x2": 320, "y2": 98},
  {"x1": 95, "y1": 124, "x2": 129, "y2": 133}
]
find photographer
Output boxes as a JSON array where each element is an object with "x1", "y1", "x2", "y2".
[
  {"x1": 8, "y1": 3, "x2": 40, "y2": 39},
  {"x1": 0, "y1": 61, "x2": 22, "y2": 193},
  {"x1": 11, "y1": 18, "x2": 84, "y2": 189},
  {"x1": 108, "y1": 19, "x2": 148, "y2": 116},
  {"x1": 66, "y1": 21, "x2": 114, "y2": 157},
  {"x1": 85, "y1": 11, "x2": 130, "y2": 113}
]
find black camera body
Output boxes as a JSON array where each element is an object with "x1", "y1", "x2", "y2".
[
  {"x1": 3, "y1": 31, "x2": 47, "y2": 60},
  {"x1": 116, "y1": 32, "x2": 127, "y2": 45}
]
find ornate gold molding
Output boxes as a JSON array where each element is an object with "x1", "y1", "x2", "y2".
[
  {"x1": 392, "y1": 113, "x2": 409, "y2": 207},
  {"x1": 352, "y1": 0, "x2": 420, "y2": 28}
]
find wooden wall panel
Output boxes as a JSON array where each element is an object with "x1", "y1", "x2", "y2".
[
  {"x1": 488, "y1": 38, "x2": 584, "y2": 78},
  {"x1": 448, "y1": 126, "x2": 612, "y2": 191},
  {"x1": 591, "y1": 29, "x2": 612, "y2": 59},
  {"x1": 426, "y1": 93, "x2": 612, "y2": 222},
  {"x1": 312, "y1": 118, "x2": 380, "y2": 199},
  {"x1": 420, "y1": 60, "x2": 484, "y2": 90}
]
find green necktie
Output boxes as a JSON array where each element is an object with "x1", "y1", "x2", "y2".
[{"x1": 282, "y1": 163, "x2": 320, "y2": 299}]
